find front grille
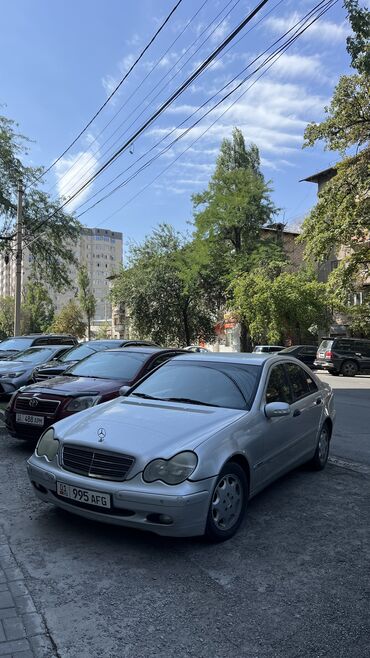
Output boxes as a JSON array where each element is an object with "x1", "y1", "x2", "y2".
[
  {"x1": 62, "y1": 445, "x2": 134, "y2": 482},
  {"x1": 34, "y1": 373, "x2": 54, "y2": 381},
  {"x1": 15, "y1": 396, "x2": 60, "y2": 414}
]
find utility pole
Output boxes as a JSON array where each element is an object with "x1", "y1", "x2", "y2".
[{"x1": 14, "y1": 181, "x2": 24, "y2": 336}]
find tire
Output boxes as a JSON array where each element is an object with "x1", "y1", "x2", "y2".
[
  {"x1": 340, "y1": 360, "x2": 359, "y2": 377},
  {"x1": 309, "y1": 423, "x2": 331, "y2": 470},
  {"x1": 204, "y1": 462, "x2": 248, "y2": 542},
  {"x1": 330, "y1": 371, "x2": 340, "y2": 376}
]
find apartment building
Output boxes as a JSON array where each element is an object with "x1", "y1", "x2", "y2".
[{"x1": 0, "y1": 227, "x2": 123, "y2": 325}]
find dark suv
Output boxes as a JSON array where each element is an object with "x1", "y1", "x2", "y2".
[
  {"x1": 0, "y1": 334, "x2": 77, "y2": 360},
  {"x1": 314, "y1": 337, "x2": 370, "y2": 376}
]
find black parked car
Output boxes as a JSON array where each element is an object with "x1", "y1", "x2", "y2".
[
  {"x1": 314, "y1": 337, "x2": 370, "y2": 376},
  {"x1": 278, "y1": 345, "x2": 318, "y2": 369},
  {"x1": 33, "y1": 339, "x2": 157, "y2": 382},
  {"x1": 0, "y1": 334, "x2": 77, "y2": 360}
]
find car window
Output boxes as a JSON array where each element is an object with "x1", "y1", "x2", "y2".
[
  {"x1": 147, "y1": 354, "x2": 174, "y2": 371},
  {"x1": 0, "y1": 337, "x2": 34, "y2": 351},
  {"x1": 354, "y1": 341, "x2": 370, "y2": 356},
  {"x1": 34, "y1": 338, "x2": 49, "y2": 346},
  {"x1": 305, "y1": 346, "x2": 317, "y2": 354},
  {"x1": 59, "y1": 344, "x2": 96, "y2": 363},
  {"x1": 306, "y1": 374, "x2": 318, "y2": 393},
  {"x1": 333, "y1": 340, "x2": 356, "y2": 353},
  {"x1": 285, "y1": 363, "x2": 311, "y2": 401},
  {"x1": 66, "y1": 351, "x2": 150, "y2": 380},
  {"x1": 130, "y1": 362, "x2": 261, "y2": 410},
  {"x1": 9, "y1": 347, "x2": 58, "y2": 364},
  {"x1": 265, "y1": 365, "x2": 292, "y2": 404},
  {"x1": 318, "y1": 340, "x2": 333, "y2": 352}
]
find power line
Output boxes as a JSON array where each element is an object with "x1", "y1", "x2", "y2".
[
  {"x1": 74, "y1": 0, "x2": 338, "y2": 223},
  {"x1": 52, "y1": 0, "x2": 240, "y2": 200},
  {"x1": 23, "y1": 0, "x2": 272, "y2": 238},
  {"x1": 31, "y1": 0, "x2": 184, "y2": 185},
  {"x1": 73, "y1": 0, "x2": 332, "y2": 216}
]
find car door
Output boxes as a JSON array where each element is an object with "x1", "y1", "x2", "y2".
[
  {"x1": 285, "y1": 363, "x2": 323, "y2": 460},
  {"x1": 259, "y1": 363, "x2": 296, "y2": 486},
  {"x1": 354, "y1": 341, "x2": 370, "y2": 372}
]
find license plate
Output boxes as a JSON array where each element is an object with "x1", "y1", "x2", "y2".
[
  {"x1": 16, "y1": 413, "x2": 44, "y2": 426},
  {"x1": 56, "y1": 482, "x2": 111, "y2": 509},
  {"x1": 319, "y1": 352, "x2": 325, "y2": 358}
]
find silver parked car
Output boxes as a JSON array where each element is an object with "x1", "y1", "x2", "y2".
[{"x1": 27, "y1": 353, "x2": 335, "y2": 541}]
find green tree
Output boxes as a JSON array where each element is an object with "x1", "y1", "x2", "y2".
[
  {"x1": 77, "y1": 266, "x2": 96, "y2": 340},
  {"x1": 192, "y1": 127, "x2": 278, "y2": 349},
  {"x1": 21, "y1": 281, "x2": 54, "y2": 334},
  {"x1": 111, "y1": 224, "x2": 215, "y2": 346},
  {"x1": 0, "y1": 296, "x2": 14, "y2": 339},
  {"x1": 49, "y1": 300, "x2": 86, "y2": 339},
  {"x1": 232, "y1": 269, "x2": 329, "y2": 345},
  {"x1": 96, "y1": 321, "x2": 111, "y2": 339},
  {"x1": 0, "y1": 114, "x2": 81, "y2": 289},
  {"x1": 301, "y1": 0, "x2": 370, "y2": 301}
]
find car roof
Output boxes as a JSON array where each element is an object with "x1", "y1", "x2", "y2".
[
  {"x1": 19, "y1": 334, "x2": 74, "y2": 338},
  {"x1": 171, "y1": 352, "x2": 273, "y2": 365},
  {"x1": 21, "y1": 344, "x2": 68, "y2": 351},
  {"x1": 103, "y1": 347, "x2": 186, "y2": 355}
]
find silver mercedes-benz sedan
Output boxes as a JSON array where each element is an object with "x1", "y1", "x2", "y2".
[{"x1": 27, "y1": 353, "x2": 335, "y2": 541}]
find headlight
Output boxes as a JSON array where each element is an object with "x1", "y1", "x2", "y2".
[
  {"x1": 36, "y1": 428, "x2": 59, "y2": 461},
  {"x1": 143, "y1": 451, "x2": 198, "y2": 485},
  {"x1": 65, "y1": 395, "x2": 100, "y2": 412},
  {"x1": 0, "y1": 371, "x2": 26, "y2": 378}
]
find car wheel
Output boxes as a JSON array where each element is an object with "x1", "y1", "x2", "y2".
[
  {"x1": 340, "y1": 360, "x2": 358, "y2": 377},
  {"x1": 309, "y1": 424, "x2": 331, "y2": 470},
  {"x1": 330, "y1": 371, "x2": 340, "y2": 376},
  {"x1": 205, "y1": 462, "x2": 248, "y2": 542}
]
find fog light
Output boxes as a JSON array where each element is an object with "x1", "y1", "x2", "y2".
[{"x1": 146, "y1": 513, "x2": 173, "y2": 525}]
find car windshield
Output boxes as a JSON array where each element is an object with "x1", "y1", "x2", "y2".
[
  {"x1": 0, "y1": 337, "x2": 34, "y2": 351},
  {"x1": 66, "y1": 351, "x2": 150, "y2": 379},
  {"x1": 59, "y1": 344, "x2": 96, "y2": 363},
  {"x1": 130, "y1": 361, "x2": 261, "y2": 410},
  {"x1": 7, "y1": 347, "x2": 58, "y2": 365}
]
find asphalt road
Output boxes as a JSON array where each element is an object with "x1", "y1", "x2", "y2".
[{"x1": 0, "y1": 374, "x2": 369, "y2": 658}]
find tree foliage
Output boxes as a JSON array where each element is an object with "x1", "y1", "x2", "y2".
[
  {"x1": 0, "y1": 114, "x2": 81, "y2": 289},
  {"x1": 49, "y1": 300, "x2": 86, "y2": 338},
  {"x1": 0, "y1": 297, "x2": 14, "y2": 339},
  {"x1": 232, "y1": 269, "x2": 329, "y2": 345},
  {"x1": 21, "y1": 281, "x2": 54, "y2": 333},
  {"x1": 111, "y1": 224, "x2": 215, "y2": 346},
  {"x1": 301, "y1": 0, "x2": 370, "y2": 297},
  {"x1": 78, "y1": 266, "x2": 96, "y2": 340}
]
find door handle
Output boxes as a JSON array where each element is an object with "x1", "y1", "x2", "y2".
[
  {"x1": 315, "y1": 398, "x2": 322, "y2": 405},
  {"x1": 293, "y1": 409, "x2": 301, "y2": 417}
]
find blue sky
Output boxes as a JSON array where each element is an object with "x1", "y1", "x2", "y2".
[{"x1": 1, "y1": 0, "x2": 351, "y2": 249}]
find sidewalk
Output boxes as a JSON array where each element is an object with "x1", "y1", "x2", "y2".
[{"x1": 0, "y1": 529, "x2": 56, "y2": 658}]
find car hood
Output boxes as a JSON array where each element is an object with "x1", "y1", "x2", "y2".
[
  {"x1": 0, "y1": 360, "x2": 32, "y2": 372},
  {"x1": 24, "y1": 375, "x2": 127, "y2": 397},
  {"x1": 51, "y1": 397, "x2": 247, "y2": 477}
]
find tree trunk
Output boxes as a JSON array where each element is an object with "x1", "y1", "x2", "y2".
[
  {"x1": 239, "y1": 320, "x2": 251, "y2": 352},
  {"x1": 182, "y1": 303, "x2": 191, "y2": 346},
  {"x1": 87, "y1": 315, "x2": 91, "y2": 341}
]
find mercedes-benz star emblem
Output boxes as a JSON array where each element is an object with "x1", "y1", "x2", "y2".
[
  {"x1": 29, "y1": 398, "x2": 39, "y2": 408},
  {"x1": 97, "y1": 428, "x2": 106, "y2": 442}
]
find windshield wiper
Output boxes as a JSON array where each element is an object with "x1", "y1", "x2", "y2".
[
  {"x1": 130, "y1": 392, "x2": 163, "y2": 400},
  {"x1": 161, "y1": 397, "x2": 218, "y2": 407}
]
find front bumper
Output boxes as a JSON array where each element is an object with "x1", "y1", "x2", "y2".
[
  {"x1": 5, "y1": 409, "x2": 52, "y2": 440},
  {"x1": 27, "y1": 456, "x2": 216, "y2": 538}
]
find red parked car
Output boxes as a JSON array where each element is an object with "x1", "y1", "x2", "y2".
[{"x1": 5, "y1": 347, "x2": 185, "y2": 440}]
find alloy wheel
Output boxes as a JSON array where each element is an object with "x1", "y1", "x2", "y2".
[
  {"x1": 211, "y1": 473, "x2": 243, "y2": 531},
  {"x1": 318, "y1": 426, "x2": 329, "y2": 465}
]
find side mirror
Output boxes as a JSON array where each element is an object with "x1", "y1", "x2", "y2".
[
  {"x1": 264, "y1": 402, "x2": 291, "y2": 419},
  {"x1": 119, "y1": 385, "x2": 131, "y2": 397}
]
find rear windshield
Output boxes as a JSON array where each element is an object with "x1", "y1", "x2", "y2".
[
  {"x1": 318, "y1": 340, "x2": 333, "y2": 351},
  {"x1": 0, "y1": 338, "x2": 34, "y2": 351},
  {"x1": 66, "y1": 351, "x2": 149, "y2": 379}
]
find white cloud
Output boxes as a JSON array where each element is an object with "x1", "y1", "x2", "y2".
[
  {"x1": 102, "y1": 74, "x2": 118, "y2": 99},
  {"x1": 55, "y1": 150, "x2": 99, "y2": 211},
  {"x1": 266, "y1": 12, "x2": 347, "y2": 42},
  {"x1": 210, "y1": 19, "x2": 229, "y2": 43},
  {"x1": 119, "y1": 54, "x2": 136, "y2": 73},
  {"x1": 270, "y1": 52, "x2": 323, "y2": 79}
]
